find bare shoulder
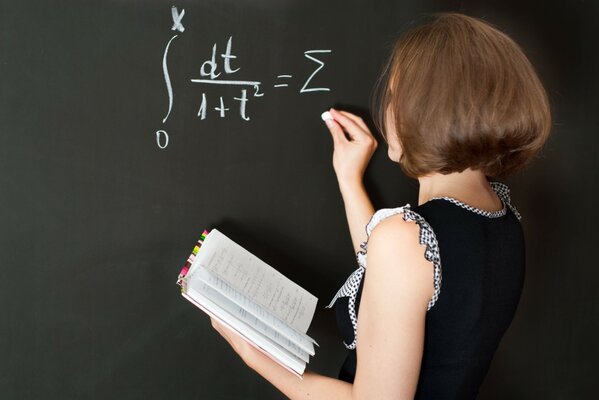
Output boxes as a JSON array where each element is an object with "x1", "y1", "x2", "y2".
[{"x1": 365, "y1": 212, "x2": 435, "y2": 309}]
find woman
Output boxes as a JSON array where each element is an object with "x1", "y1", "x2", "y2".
[{"x1": 210, "y1": 12, "x2": 551, "y2": 399}]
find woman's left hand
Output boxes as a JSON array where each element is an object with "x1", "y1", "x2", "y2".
[{"x1": 210, "y1": 316, "x2": 272, "y2": 370}]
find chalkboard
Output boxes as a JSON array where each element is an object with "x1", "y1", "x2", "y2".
[{"x1": 1, "y1": 1, "x2": 595, "y2": 399}]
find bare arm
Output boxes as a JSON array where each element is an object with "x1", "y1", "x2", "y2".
[
  {"x1": 324, "y1": 108, "x2": 377, "y2": 255},
  {"x1": 210, "y1": 212, "x2": 434, "y2": 399},
  {"x1": 338, "y1": 181, "x2": 375, "y2": 254}
]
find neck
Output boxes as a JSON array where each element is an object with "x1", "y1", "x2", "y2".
[{"x1": 417, "y1": 168, "x2": 492, "y2": 206}]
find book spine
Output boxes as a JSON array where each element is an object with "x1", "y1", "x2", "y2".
[{"x1": 176, "y1": 229, "x2": 210, "y2": 291}]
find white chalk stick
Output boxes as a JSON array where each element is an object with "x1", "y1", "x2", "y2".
[{"x1": 321, "y1": 111, "x2": 334, "y2": 122}]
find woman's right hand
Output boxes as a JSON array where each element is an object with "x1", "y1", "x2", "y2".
[{"x1": 322, "y1": 108, "x2": 378, "y2": 189}]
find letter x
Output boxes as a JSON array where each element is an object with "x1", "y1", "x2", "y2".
[{"x1": 171, "y1": 6, "x2": 185, "y2": 32}]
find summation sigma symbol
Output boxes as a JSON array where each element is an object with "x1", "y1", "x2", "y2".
[{"x1": 155, "y1": 6, "x2": 332, "y2": 149}]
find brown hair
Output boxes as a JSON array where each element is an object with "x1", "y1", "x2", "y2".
[{"x1": 371, "y1": 12, "x2": 552, "y2": 179}]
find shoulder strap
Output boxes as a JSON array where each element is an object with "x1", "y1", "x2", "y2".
[
  {"x1": 366, "y1": 204, "x2": 412, "y2": 236},
  {"x1": 490, "y1": 181, "x2": 522, "y2": 220}
]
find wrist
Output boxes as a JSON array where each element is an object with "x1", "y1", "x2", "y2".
[{"x1": 338, "y1": 178, "x2": 366, "y2": 196}]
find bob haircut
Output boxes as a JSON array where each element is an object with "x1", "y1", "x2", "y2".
[{"x1": 371, "y1": 12, "x2": 552, "y2": 179}]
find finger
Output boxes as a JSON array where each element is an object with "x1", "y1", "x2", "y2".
[
  {"x1": 324, "y1": 117, "x2": 349, "y2": 145},
  {"x1": 335, "y1": 110, "x2": 370, "y2": 132},
  {"x1": 212, "y1": 317, "x2": 235, "y2": 337},
  {"x1": 218, "y1": 326, "x2": 243, "y2": 354},
  {"x1": 211, "y1": 318, "x2": 226, "y2": 334},
  {"x1": 211, "y1": 319, "x2": 232, "y2": 342},
  {"x1": 217, "y1": 329, "x2": 234, "y2": 348},
  {"x1": 329, "y1": 109, "x2": 369, "y2": 141}
]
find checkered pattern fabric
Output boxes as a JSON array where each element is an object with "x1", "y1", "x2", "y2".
[
  {"x1": 430, "y1": 181, "x2": 522, "y2": 220},
  {"x1": 325, "y1": 181, "x2": 521, "y2": 350}
]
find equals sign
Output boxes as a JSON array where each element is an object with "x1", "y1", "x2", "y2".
[{"x1": 273, "y1": 75, "x2": 292, "y2": 88}]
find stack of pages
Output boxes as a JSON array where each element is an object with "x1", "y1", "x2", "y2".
[{"x1": 176, "y1": 228, "x2": 319, "y2": 379}]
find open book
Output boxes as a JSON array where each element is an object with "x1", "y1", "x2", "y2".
[{"x1": 176, "y1": 228, "x2": 319, "y2": 379}]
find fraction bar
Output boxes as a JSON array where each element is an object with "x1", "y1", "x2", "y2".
[{"x1": 191, "y1": 79, "x2": 262, "y2": 86}]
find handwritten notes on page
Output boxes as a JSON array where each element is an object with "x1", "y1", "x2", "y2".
[{"x1": 187, "y1": 229, "x2": 318, "y2": 334}]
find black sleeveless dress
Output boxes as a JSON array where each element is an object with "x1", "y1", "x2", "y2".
[{"x1": 325, "y1": 181, "x2": 525, "y2": 399}]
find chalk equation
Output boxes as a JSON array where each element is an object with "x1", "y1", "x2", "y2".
[{"x1": 155, "y1": 6, "x2": 332, "y2": 149}]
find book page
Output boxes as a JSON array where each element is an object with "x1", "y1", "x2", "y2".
[
  {"x1": 189, "y1": 266, "x2": 317, "y2": 354},
  {"x1": 184, "y1": 286, "x2": 306, "y2": 377},
  {"x1": 190, "y1": 272, "x2": 311, "y2": 361},
  {"x1": 190, "y1": 229, "x2": 318, "y2": 333}
]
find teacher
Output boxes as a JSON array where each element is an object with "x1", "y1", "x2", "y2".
[{"x1": 210, "y1": 11, "x2": 551, "y2": 399}]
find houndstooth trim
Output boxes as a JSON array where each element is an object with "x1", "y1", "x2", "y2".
[
  {"x1": 325, "y1": 204, "x2": 442, "y2": 350},
  {"x1": 490, "y1": 181, "x2": 522, "y2": 220},
  {"x1": 429, "y1": 181, "x2": 521, "y2": 220}
]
